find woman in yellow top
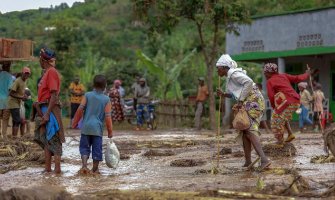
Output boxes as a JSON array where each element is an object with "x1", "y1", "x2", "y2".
[
  {"x1": 298, "y1": 82, "x2": 313, "y2": 132},
  {"x1": 69, "y1": 77, "x2": 85, "y2": 127}
]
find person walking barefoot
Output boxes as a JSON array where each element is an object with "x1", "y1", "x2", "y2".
[
  {"x1": 35, "y1": 48, "x2": 64, "y2": 174},
  {"x1": 263, "y1": 63, "x2": 310, "y2": 144},
  {"x1": 216, "y1": 54, "x2": 271, "y2": 171},
  {"x1": 72, "y1": 75, "x2": 113, "y2": 174}
]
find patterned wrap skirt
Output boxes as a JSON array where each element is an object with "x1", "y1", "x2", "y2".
[
  {"x1": 235, "y1": 86, "x2": 265, "y2": 144},
  {"x1": 271, "y1": 103, "x2": 300, "y2": 140},
  {"x1": 34, "y1": 116, "x2": 62, "y2": 156}
]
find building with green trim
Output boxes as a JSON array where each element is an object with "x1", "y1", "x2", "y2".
[{"x1": 226, "y1": 6, "x2": 335, "y2": 122}]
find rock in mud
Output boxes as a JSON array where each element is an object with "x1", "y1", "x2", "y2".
[
  {"x1": 263, "y1": 143, "x2": 297, "y2": 157},
  {"x1": 170, "y1": 159, "x2": 206, "y2": 167},
  {"x1": 219, "y1": 147, "x2": 232, "y2": 155},
  {"x1": 143, "y1": 149, "x2": 175, "y2": 157}
]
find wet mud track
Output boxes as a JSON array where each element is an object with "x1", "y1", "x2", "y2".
[{"x1": 0, "y1": 129, "x2": 334, "y2": 199}]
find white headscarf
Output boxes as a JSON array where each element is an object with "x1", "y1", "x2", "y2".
[
  {"x1": 217, "y1": 54, "x2": 247, "y2": 74},
  {"x1": 216, "y1": 54, "x2": 238, "y2": 69},
  {"x1": 298, "y1": 82, "x2": 308, "y2": 89}
]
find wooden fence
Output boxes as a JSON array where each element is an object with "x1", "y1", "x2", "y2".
[{"x1": 156, "y1": 100, "x2": 196, "y2": 127}]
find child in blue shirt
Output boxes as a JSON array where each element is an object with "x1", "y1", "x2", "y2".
[{"x1": 72, "y1": 75, "x2": 113, "y2": 174}]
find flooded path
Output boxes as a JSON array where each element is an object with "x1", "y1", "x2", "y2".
[{"x1": 0, "y1": 129, "x2": 334, "y2": 198}]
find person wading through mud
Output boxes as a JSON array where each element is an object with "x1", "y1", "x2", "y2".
[
  {"x1": 35, "y1": 48, "x2": 65, "y2": 174},
  {"x1": 194, "y1": 77, "x2": 209, "y2": 130},
  {"x1": 8, "y1": 67, "x2": 31, "y2": 138},
  {"x1": 72, "y1": 75, "x2": 113, "y2": 174},
  {"x1": 216, "y1": 54, "x2": 271, "y2": 170},
  {"x1": 298, "y1": 82, "x2": 314, "y2": 133},
  {"x1": 263, "y1": 63, "x2": 310, "y2": 145},
  {"x1": 0, "y1": 61, "x2": 13, "y2": 141}
]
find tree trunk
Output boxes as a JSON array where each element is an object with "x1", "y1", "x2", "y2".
[
  {"x1": 195, "y1": 22, "x2": 217, "y2": 130},
  {"x1": 207, "y1": 65, "x2": 216, "y2": 130}
]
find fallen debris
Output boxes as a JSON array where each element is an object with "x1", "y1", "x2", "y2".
[
  {"x1": 0, "y1": 136, "x2": 44, "y2": 174},
  {"x1": 216, "y1": 189, "x2": 295, "y2": 199},
  {"x1": 310, "y1": 155, "x2": 335, "y2": 163}
]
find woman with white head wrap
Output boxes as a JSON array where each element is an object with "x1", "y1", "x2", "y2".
[
  {"x1": 298, "y1": 82, "x2": 313, "y2": 132},
  {"x1": 216, "y1": 54, "x2": 270, "y2": 170}
]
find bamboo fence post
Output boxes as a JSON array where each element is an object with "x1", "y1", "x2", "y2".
[{"x1": 216, "y1": 78, "x2": 222, "y2": 168}]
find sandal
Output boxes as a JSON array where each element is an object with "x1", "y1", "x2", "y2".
[
  {"x1": 285, "y1": 134, "x2": 296, "y2": 143},
  {"x1": 259, "y1": 160, "x2": 271, "y2": 171}
]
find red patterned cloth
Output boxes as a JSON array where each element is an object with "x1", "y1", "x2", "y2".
[
  {"x1": 266, "y1": 73, "x2": 309, "y2": 110},
  {"x1": 271, "y1": 103, "x2": 300, "y2": 142},
  {"x1": 109, "y1": 88, "x2": 124, "y2": 122}
]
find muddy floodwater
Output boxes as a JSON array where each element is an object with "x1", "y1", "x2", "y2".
[{"x1": 0, "y1": 128, "x2": 334, "y2": 199}]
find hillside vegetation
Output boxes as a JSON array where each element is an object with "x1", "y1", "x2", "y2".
[{"x1": 1, "y1": 0, "x2": 334, "y2": 98}]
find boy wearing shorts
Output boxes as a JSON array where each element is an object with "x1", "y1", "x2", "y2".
[{"x1": 72, "y1": 75, "x2": 113, "y2": 174}]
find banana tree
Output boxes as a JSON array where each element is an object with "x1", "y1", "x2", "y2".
[
  {"x1": 78, "y1": 50, "x2": 115, "y2": 88},
  {"x1": 136, "y1": 48, "x2": 196, "y2": 100}
]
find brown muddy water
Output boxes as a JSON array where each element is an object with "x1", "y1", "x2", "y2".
[{"x1": 0, "y1": 129, "x2": 334, "y2": 199}]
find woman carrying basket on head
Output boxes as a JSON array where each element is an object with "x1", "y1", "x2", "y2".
[{"x1": 216, "y1": 54, "x2": 270, "y2": 171}]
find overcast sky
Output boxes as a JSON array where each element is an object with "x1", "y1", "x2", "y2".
[{"x1": 0, "y1": 0, "x2": 85, "y2": 13}]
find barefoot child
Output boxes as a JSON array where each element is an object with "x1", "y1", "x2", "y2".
[{"x1": 72, "y1": 75, "x2": 113, "y2": 174}]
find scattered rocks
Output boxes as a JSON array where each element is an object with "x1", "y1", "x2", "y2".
[
  {"x1": 170, "y1": 159, "x2": 206, "y2": 167},
  {"x1": 263, "y1": 143, "x2": 297, "y2": 157}
]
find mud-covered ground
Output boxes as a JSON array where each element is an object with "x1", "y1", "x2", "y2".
[{"x1": 0, "y1": 127, "x2": 334, "y2": 199}]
